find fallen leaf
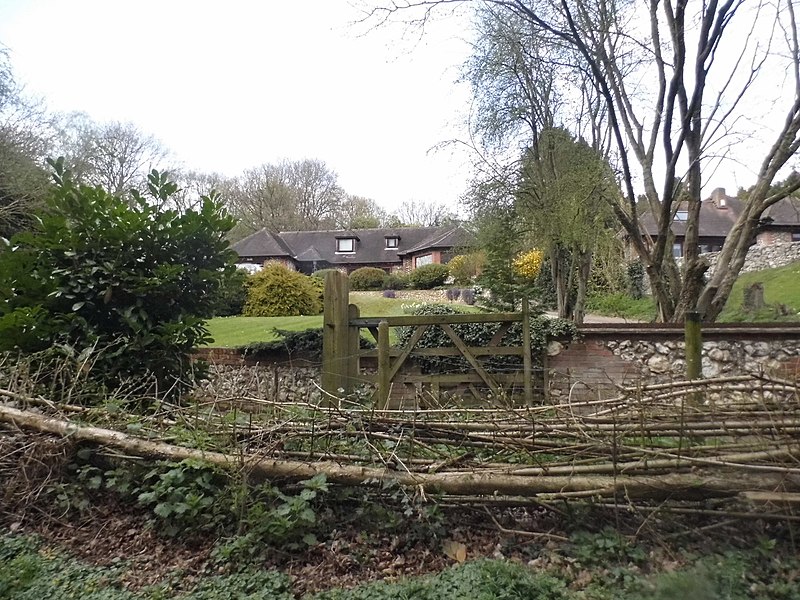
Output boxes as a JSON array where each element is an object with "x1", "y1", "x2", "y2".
[{"x1": 442, "y1": 539, "x2": 467, "y2": 563}]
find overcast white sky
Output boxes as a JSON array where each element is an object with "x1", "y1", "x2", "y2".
[{"x1": 0, "y1": 0, "x2": 475, "y2": 212}]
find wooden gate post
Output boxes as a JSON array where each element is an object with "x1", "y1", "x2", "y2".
[
  {"x1": 377, "y1": 320, "x2": 391, "y2": 409},
  {"x1": 322, "y1": 271, "x2": 352, "y2": 402},
  {"x1": 685, "y1": 310, "x2": 702, "y2": 405},
  {"x1": 521, "y1": 297, "x2": 533, "y2": 405}
]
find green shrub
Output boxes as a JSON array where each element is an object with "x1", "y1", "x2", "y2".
[
  {"x1": 383, "y1": 272, "x2": 408, "y2": 290},
  {"x1": 242, "y1": 264, "x2": 322, "y2": 317},
  {"x1": 407, "y1": 263, "x2": 450, "y2": 289},
  {"x1": 0, "y1": 161, "x2": 235, "y2": 400},
  {"x1": 241, "y1": 328, "x2": 375, "y2": 359},
  {"x1": 313, "y1": 559, "x2": 570, "y2": 600},
  {"x1": 626, "y1": 260, "x2": 646, "y2": 299},
  {"x1": 349, "y1": 267, "x2": 388, "y2": 291},
  {"x1": 210, "y1": 268, "x2": 249, "y2": 317},
  {"x1": 448, "y1": 252, "x2": 485, "y2": 285},
  {"x1": 311, "y1": 268, "x2": 341, "y2": 281}
]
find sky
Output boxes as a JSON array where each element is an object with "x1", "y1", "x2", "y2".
[
  {"x1": 1, "y1": 1, "x2": 795, "y2": 214},
  {"x1": 0, "y1": 0, "x2": 475, "y2": 213}
]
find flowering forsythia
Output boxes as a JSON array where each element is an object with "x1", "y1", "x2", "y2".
[{"x1": 512, "y1": 249, "x2": 544, "y2": 280}]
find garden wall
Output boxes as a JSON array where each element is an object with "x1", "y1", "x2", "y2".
[
  {"x1": 547, "y1": 324, "x2": 800, "y2": 403},
  {"x1": 195, "y1": 324, "x2": 800, "y2": 406},
  {"x1": 704, "y1": 241, "x2": 800, "y2": 274}
]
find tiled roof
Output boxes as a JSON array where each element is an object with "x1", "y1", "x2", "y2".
[
  {"x1": 231, "y1": 225, "x2": 474, "y2": 265},
  {"x1": 231, "y1": 229, "x2": 292, "y2": 257},
  {"x1": 763, "y1": 196, "x2": 800, "y2": 226},
  {"x1": 639, "y1": 190, "x2": 800, "y2": 239}
]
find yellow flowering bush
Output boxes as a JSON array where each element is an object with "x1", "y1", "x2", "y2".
[
  {"x1": 512, "y1": 249, "x2": 544, "y2": 280},
  {"x1": 448, "y1": 252, "x2": 486, "y2": 285}
]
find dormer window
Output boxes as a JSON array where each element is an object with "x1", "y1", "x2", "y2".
[
  {"x1": 336, "y1": 237, "x2": 355, "y2": 253},
  {"x1": 385, "y1": 236, "x2": 399, "y2": 249},
  {"x1": 674, "y1": 210, "x2": 688, "y2": 221}
]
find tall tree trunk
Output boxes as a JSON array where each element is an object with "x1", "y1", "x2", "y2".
[{"x1": 572, "y1": 248, "x2": 593, "y2": 325}]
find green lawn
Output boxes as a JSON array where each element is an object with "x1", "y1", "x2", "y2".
[
  {"x1": 206, "y1": 293, "x2": 453, "y2": 347},
  {"x1": 585, "y1": 260, "x2": 800, "y2": 322},
  {"x1": 718, "y1": 260, "x2": 800, "y2": 321}
]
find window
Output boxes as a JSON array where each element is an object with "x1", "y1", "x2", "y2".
[
  {"x1": 672, "y1": 242, "x2": 683, "y2": 258},
  {"x1": 674, "y1": 210, "x2": 688, "y2": 221},
  {"x1": 792, "y1": 232, "x2": 800, "y2": 242},
  {"x1": 414, "y1": 254, "x2": 433, "y2": 267},
  {"x1": 336, "y1": 238, "x2": 355, "y2": 253},
  {"x1": 385, "y1": 237, "x2": 399, "y2": 249}
]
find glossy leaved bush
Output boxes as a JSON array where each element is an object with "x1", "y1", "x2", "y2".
[{"x1": 0, "y1": 159, "x2": 236, "y2": 400}]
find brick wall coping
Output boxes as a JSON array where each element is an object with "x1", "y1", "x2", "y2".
[{"x1": 577, "y1": 322, "x2": 800, "y2": 340}]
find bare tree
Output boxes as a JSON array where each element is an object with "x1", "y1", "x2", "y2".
[
  {"x1": 367, "y1": 0, "x2": 800, "y2": 322},
  {"x1": 337, "y1": 195, "x2": 387, "y2": 229},
  {"x1": 0, "y1": 48, "x2": 53, "y2": 238},
  {"x1": 165, "y1": 169, "x2": 228, "y2": 213},
  {"x1": 221, "y1": 163, "x2": 297, "y2": 235},
  {"x1": 222, "y1": 159, "x2": 344, "y2": 236},
  {"x1": 56, "y1": 113, "x2": 171, "y2": 196},
  {"x1": 287, "y1": 158, "x2": 344, "y2": 230},
  {"x1": 392, "y1": 199, "x2": 456, "y2": 226}
]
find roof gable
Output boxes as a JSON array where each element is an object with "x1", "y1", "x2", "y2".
[{"x1": 230, "y1": 229, "x2": 292, "y2": 258}]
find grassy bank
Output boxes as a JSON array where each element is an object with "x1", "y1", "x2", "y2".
[
  {"x1": 585, "y1": 260, "x2": 800, "y2": 322},
  {"x1": 718, "y1": 261, "x2": 800, "y2": 321}
]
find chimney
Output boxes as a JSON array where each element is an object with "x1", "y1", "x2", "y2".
[{"x1": 711, "y1": 187, "x2": 727, "y2": 208}]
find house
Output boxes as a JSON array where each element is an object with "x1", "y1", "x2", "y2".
[
  {"x1": 230, "y1": 225, "x2": 474, "y2": 274},
  {"x1": 638, "y1": 188, "x2": 800, "y2": 258}
]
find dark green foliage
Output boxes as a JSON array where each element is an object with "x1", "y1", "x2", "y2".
[
  {"x1": 241, "y1": 328, "x2": 374, "y2": 359},
  {"x1": 49, "y1": 455, "x2": 330, "y2": 554},
  {"x1": 473, "y1": 205, "x2": 532, "y2": 310},
  {"x1": 242, "y1": 263, "x2": 322, "y2": 317},
  {"x1": 312, "y1": 559, "x2": 570, "y2": 600},
  {"x1": 0, "y1": 532, "x2": 295, "y2": 600},
  {"x1": 626, "y1": 260, "x2": 646, "y2": 299},
  {"x1": 311, "y1": 268, "x2": 341, "y2": 281},
  {"x1": 180, "y1": 570, "x2": 294, "y2": 599},
  {"x1": 396, "y1": 303, "x2": 577, "y2": 374},
  {"x1": 241, "y1": 328, "x2": 325, "y2": 358},
  {"x1": 210, "y1": 268, "x2": 249, "y2": 317},
  {"x1": 0, "y1": 160, "x2": 235, "y2": 399},
  {"x1": 0, "y1": 533, "x2": 137, "y2": 600},
  {"x1": 349, "y1": 267, "x2": 388, "y2": 291},
  {"x1": 407, "y1": 263, "x2": 450, "y2": 289},
  {"x1": 382, "y1": 272, "x2": 407, "y2": 290}
]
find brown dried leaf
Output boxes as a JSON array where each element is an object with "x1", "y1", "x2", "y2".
[{"x1": 442, "y1": 539, "x2": 467, "y2": 563}]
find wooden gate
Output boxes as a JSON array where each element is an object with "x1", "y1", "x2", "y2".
[{"x1": 321, "y1": 271, "x2": 541, "y2": 407}]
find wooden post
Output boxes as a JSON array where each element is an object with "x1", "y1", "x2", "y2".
[
  {"x1": 685, "y1": 310, "x2": 702, "y2": 405},
  {"x1": 322, "y1": 271, "x2": 350, "y2": 402},
  {"x1": 347, "y1": 304, "x2": 361, "y2": 392},
  {"x1": 521, "y1": 296, "x2": 533, "y2": 406},
  {"x1": 377, "y1": 320, "x2": 390, "y2": 409}
]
